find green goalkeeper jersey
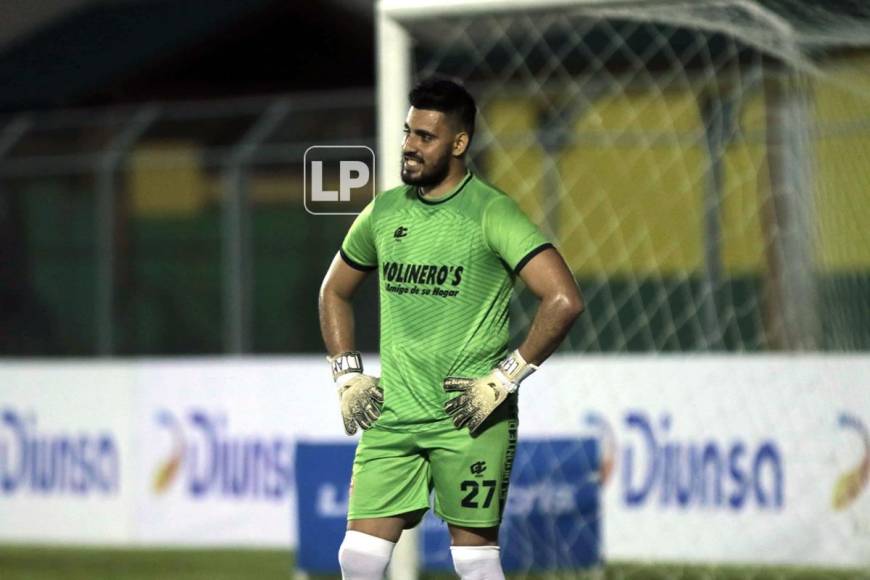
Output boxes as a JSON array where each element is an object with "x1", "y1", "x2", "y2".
[{"x1": 340, "y1": 171, "x2": 551, "y2": 431}]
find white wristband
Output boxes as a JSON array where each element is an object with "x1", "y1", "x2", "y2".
[
  {"x1": 327, "y1": 351, "x2": 363, "y2": 382},
  {"x1": 497, "y1": 349, "x2": 538, "y2": 386}
]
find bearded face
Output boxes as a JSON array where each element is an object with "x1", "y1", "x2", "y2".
[{"x1": 400, "y1": 107, "x2": 463, "y2": 188}]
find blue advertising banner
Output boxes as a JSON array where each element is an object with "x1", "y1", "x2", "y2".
[
  {"x1": 295, "y1": 438, "x2": 600, "y2": 573},
  {"x1": 295, "y1": 442, "x2": 356, "y2": 573},
  {"x1": 421, "y1": 438, "x2": 600, "y2": 572}
]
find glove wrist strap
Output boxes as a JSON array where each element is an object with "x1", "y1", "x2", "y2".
[
  {"x1": 327, "y1": 351, "x2": 363, "y2": 382},
  {"x1": 497, "y1": 349, "x2": 538, "y2": 387}
]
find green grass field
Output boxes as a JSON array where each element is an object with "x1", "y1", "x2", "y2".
[{"x1": 0, "y1": 547, "x2": 868, "y2": 580}]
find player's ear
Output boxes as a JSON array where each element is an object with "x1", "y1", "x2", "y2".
[{"x1": 452, "y1": 131, "x2": 470, "y2": 158}]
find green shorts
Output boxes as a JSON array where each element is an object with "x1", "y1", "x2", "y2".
[{"x1": 347, "y1": 397, "x2": 518, "y2": 528}]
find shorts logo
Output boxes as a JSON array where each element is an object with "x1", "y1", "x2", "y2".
[
  {"x1": 470, "y1": 461, "x2": 487, "y2": 477},
  {"x1": 393, "y1": 226, "x2": 408, "y2": 240}
]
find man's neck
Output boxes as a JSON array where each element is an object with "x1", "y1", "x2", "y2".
[{"x1": 418, "y1": 164, "x2": 468, "y2": 200}]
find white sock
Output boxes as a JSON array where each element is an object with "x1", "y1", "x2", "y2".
[
  {"x1": 338, "y1": 530, "x2": 396, "y2": 580},
  {"x1": 450, "y1": 545, "x2": 505, "y2": 580}
]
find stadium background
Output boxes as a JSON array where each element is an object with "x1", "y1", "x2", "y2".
[{"x1": 1, "y1": 0, "x2": 869, "y2": 579}]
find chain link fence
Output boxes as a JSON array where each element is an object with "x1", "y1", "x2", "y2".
[{"x1": 0, "y1": 90, "x2": 379, "y2": 355}]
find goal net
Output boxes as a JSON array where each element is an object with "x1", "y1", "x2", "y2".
[
  {"x1": 378, "y1": 0, "x2": 870, "y2": 354},
  {"x1": 377, "y1": 0, "x2": 870, "y2": 576}
]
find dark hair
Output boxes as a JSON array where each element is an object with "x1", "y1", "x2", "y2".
[{"x1": 409, "y1": 77, "x2": 477, "y2": 142}]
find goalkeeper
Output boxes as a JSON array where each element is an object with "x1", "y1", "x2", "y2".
[{"x1": 319, "y1": 77, "x2": 583, "y2": 580}]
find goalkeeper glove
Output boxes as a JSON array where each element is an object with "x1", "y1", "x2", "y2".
[
  {"x1": 443, "y1": 349, "x2": 538, "y2": 433},
  {"x1": 328, "y1": 351, "x2": 384, "y2": 435}
]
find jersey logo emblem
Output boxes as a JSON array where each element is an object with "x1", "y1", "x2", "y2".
[
  {"x1": 470, "y1": 461, "x2": 487, "y2": 476},
  {"x1": 393, "y1": 226, "x2": 408, "y2": 239}
]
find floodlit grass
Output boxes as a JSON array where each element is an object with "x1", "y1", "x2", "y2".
[
  {"x1": 0, "y1": 547, "x2": 293, "y2": 580},
  {"x1": 599, "y1": 561, "x2": 870, "y2": 580},
  {"x1": 0, "y1": 547, "x2": 867, "y2": 580}
]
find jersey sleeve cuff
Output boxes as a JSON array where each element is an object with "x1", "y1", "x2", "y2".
[
  {"x1": 514, "y1": 242, "x2": 554, "y2": 274},
  {"x1": 340, "y1": 248, "x2": 377, "y2": 272}
]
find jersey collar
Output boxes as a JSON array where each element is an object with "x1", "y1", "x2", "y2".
[{"x1": 416, "y1": 171, "x2": 472, "y2": 205}]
